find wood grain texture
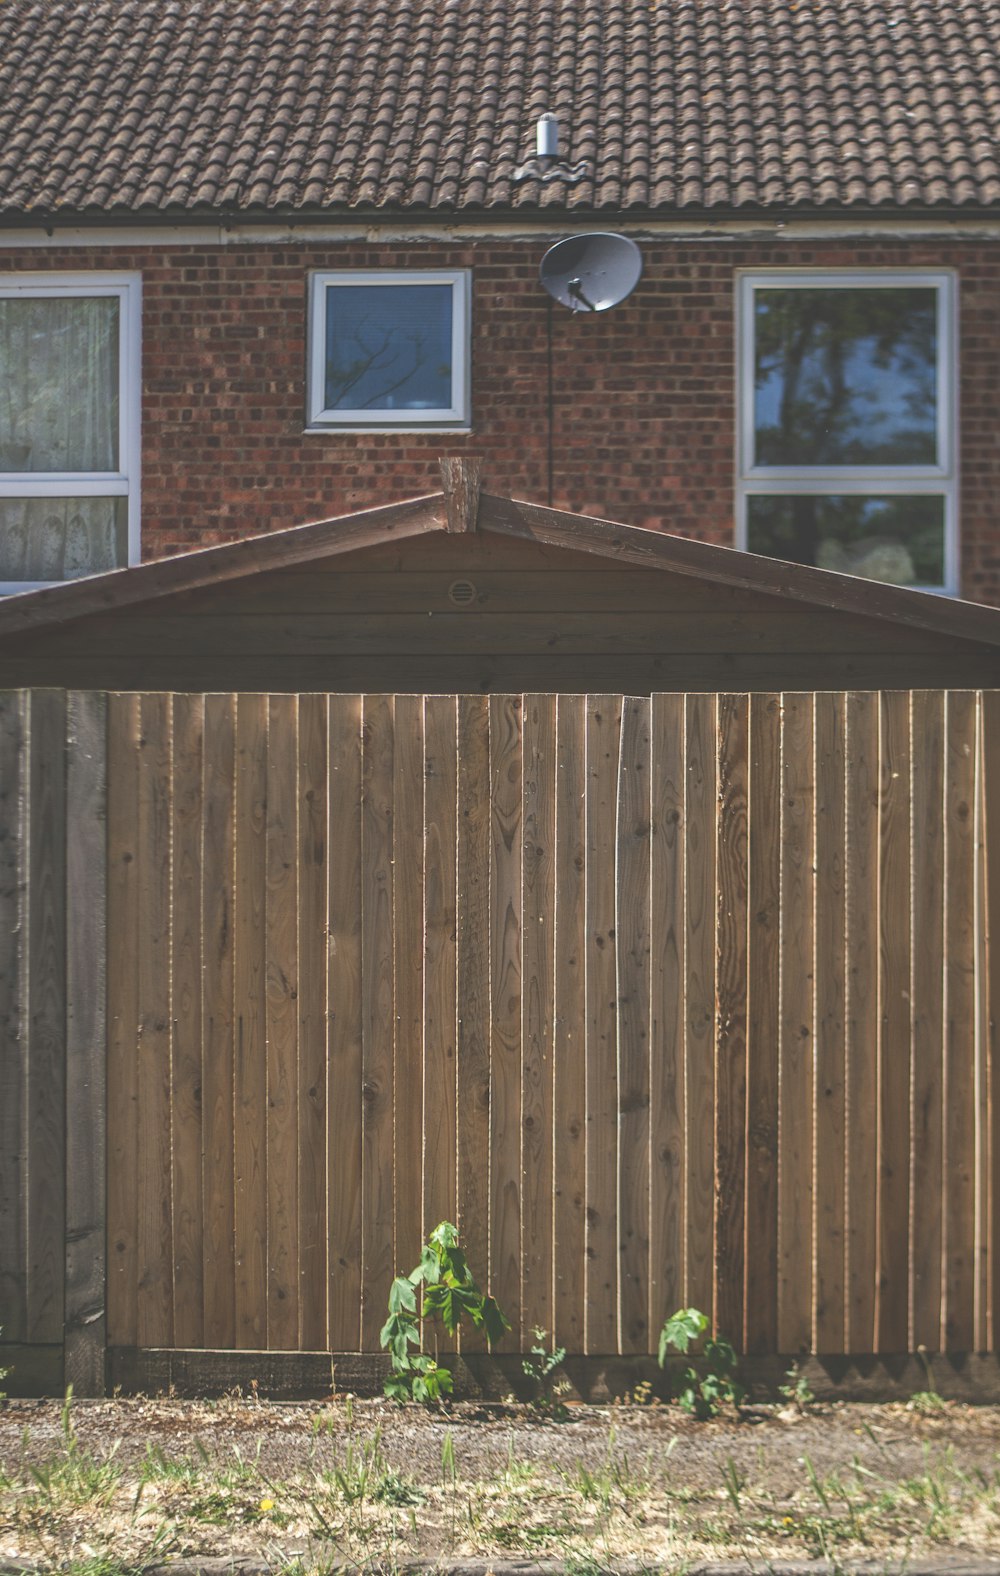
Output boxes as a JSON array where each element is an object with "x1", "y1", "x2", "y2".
[
  {"x1": 648, "y1": 694, "x2": 685, "y2": 1349},
  {"x1": 297, "y1": 693, "x2": 328, "y2": 1351},
  {"x1": 201, "y1": 694, "x2": 237, "y2": 1348},
  {"x1": 265, "y1": 695, "x2": 300, "y2": 1349},
  {"x1": 684, "y1": 693, "x2": 716, "y2": 1322},
  {"x1": 714, "y1": 695, "x2": 748, "y2": 1349},
  {"x1": 234, "y1": 694, "x2": 267, "y2": 1350},
  {"x1": 170, "y1": 693, "x2": 204, "y2": 1350},
  {"x1": 422, "y1": 696, "x2": 458, "y2": 1234},
  {"x1": 982, "y1": 690, "x2": 1000, "y2": 1355},
  {"x1": 521, "y1": 694, "x2": 556, "y2": 1342},
  {"x1": 393, "y1": 694, "x2": 425, "y2": 1276},
  {"x1": 361, "y1": 694, "x2": 395, "y2": 1348},
  {"x1": 0, "y1": 692, "x2": 27, "y2": 1342},
  {"x1": 616, "y1": 696, "x2": 651, "y2": 1353},
  {"x1": 106, "y1": 693, "x2": 141, "y2": 1347},
  {"x1": 944, "y1": 691, "x2": 976, "y2": 1350},
  {"x1": 910, "y1": 691, "x2": 945, "y2": 1351},
  {"x1": 490, "y1": 695, "x2": 523, "y2": 1346},
  {"x1": 553, "y1": 695, "x2": 587, "y2": 1352},
  {"x1": 64, "y1": 692, "x2": 108, "y2": 1394},
  {"x1": 328, "y1": 695, "x2": 364, "y2": 1352},
  {"x1": 877, "y1": 690, "x2": 911, "y2": 1354},
  {"x1": 846, "y1": 691, "x2": 879, "y2": 1355},
  {"x1": 456, "y1": 695, "x2": 491, "y2": 1345},
  {"x1": 586, "y1": 695, "x2": 621, "y2": 1354},
  {"x1": 779, "y1": 691, "x2": 814, "y2": 1356},
  {"x1": 745, "y1": 694, "x2": 781, "y2": 1355},
  {"x1": 813, "y1": 692, "x2": 846, "y2": 1355}
]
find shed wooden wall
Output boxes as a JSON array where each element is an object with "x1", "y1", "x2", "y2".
[{"x1": 0, "y1": 536, "x2": 996, "y2": 693}]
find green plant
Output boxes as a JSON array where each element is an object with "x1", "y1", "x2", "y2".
[
  {"x1": 380, "y1": 1220, "x2": 509, "y2": 1402},
  {"x1": 780, "y1": 1359, "x2": 816, "y2": 1412},
  {"x1": 522, "y1": 1326, "x2": 569, "y2": 1415},
  {"x1": 656, "y1": 1307, "x2": 745, "y2": 1419},
  {"x1": 0, "y1": 1327, "x2": 10, "y2": 1402}
]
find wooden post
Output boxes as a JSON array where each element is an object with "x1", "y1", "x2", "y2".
[
  {"x1": 440, "y1": 456, "x2": 483, "y2": 534},
  {"x1": 64, "y1": 691, "x2": 108, "y2": 1395}
]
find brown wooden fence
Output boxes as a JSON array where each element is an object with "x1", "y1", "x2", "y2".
[{"x1": 4, "y1": 689, "x2": 1000, "y2": 1389}]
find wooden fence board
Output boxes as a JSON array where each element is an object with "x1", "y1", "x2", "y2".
[
  {"x1": 648, "y1": 694, "x2": 685, "y2": 1345},
  {"x1": 171, "y1": 693, "x2": 204, "y2": 1350},
  {"x1": 553, "y1": 694, "x2": 587, "y2": 1352},
  {"x1": 521, "y1": 694, "x2": 556, "y2": 1342},
  {"x1": 982, "y1": 690, "x2": 1000, "y2": 1355},
  {"x1": 945, "y1": 691, "x2": 977, "y2": 1350},
  {"x1": 423, "y1": 696, "x2": 458, "y2": 1236},
  {"x1": 234, "y1": 694, "x2": 267, "y2": 1349},
  {"x1": 877, "y1": 691, "x2": 912, "y2": 1353},
  {"x1": 714, "y1": 694, "x2": 748, "y2": 1349},
  {"x1": 202, "y1": 694, "x2": 237, "y2": 1348},
  {"x1": 586, "y1": 695, "x2": 621, "y2": 1353},
  {"x1": 266, "y1": 694, "x2": 300, "y2": 1349},
  {"x1": 685, "y1": 693, "x2": 716, "y2": 1323},
  {"x1": 911, "y1": 691, "x2": 945, "y2": 1351},
  {"x1": 814, "y1": 691, "x2": 846, "y2": 1354},
  {"x1": 328, "y1": 694, "x2": 363, "y2": 1352},
  {"x1": 297, "y1": 693, "x2": 328, "y2": 1350},
  {"x1": 457, "y1": 695, "x2": 491, "y2": 1344},
  {"x1": 107, "y1": 694, "x2": 141, "y2": 1346},
  {"x1": 393, "y1": 694, "x2": 425, "y2": 1276},
  {"x1": 491, "y1": 695, "x2": 523, "y2": 1346},
  {"x1": 0, "y1": 693, "x2": 27, "y2": 1343},
  {"x1": 360, "y1": 694, "x2": 395, "y2": 1348},
  {"x1": 779, "y1": 691, "x2": 814, "y2": 1356},
  {"x1": 617, "y1": 695, "x2": 651, "y2": 1354}
]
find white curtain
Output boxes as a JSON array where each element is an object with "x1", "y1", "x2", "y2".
[{"x1": 0, "y1": 497, "x2": 123, "y2": 581}]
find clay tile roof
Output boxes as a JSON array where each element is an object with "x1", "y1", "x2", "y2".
[{"x1": 1, "y1": 0, "x2": 1000, "y2": 219}]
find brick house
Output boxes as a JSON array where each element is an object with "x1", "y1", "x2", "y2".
[{"x1": 0, "y1": 0, "x2": 999, "y2": 599}]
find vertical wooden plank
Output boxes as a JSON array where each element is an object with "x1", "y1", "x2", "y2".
[
  {"x1": 911, "y1": 691, "x2": 945, "y2": 1351},
  {"x1": 745, "y1": 694, "x2": 780, "y2": 1354},
  {"x1": 982, "y1": 690, "x2": 1000, "y2": 1354},
  {"x1": 457, "y1": 695, "x2": 491, "y2": 1340},
  {"x1": 976, "y1": 700, "x2": 990, "y2": 1355},
  {"x1": 846, "y1": 691, "x2": 879, "y2": 1354},
  {"x1": 298, "y1": 693, "x2": 329, "y2": 1351},
  {"x1": 586, "y1": 694, "x2": 621, "y2": 1354},
  {"x1": 617, "y1": 695, "x2": 651, "y2": 1354},
  {"x1": 779, "y1": 691, "x2": 814, "y2": 1356},
  {"x1": 361, "y1": 693, "x2": 394, "y2": 1349},
  {"x1": 944, "y1": 690, "x2": 976, "y2": 1350},
  {"x1": 521, "y1": 694, "x2": 555, "y2": 1343},
  {"x1": 64, "y1": 692, "x2": 108, "y2": 1394},
  {"x1": 266, "y1": 694, "x2": 299, "y2": 1349},
  {"x1": 684, "y1": 693, "x2": 716, "y2": 1324},
  {"x1": 553, "y1": 694, "x2": 587, "y2": 1352},
  {"x1": 491, "y1": 695, "x2": 523, "y2": 1346},
  {"x1": 423, "y1": 696, "x2": 458, "y2": 1236},
  {"x1": 814, "y1": 692, "x2": 846, "y2": 1354},
  {"x1": 234, "y1": 693, "x2": 267, "y2": 1350},
  {"x1": 649, "y1": 694, "x2": 685, "y2": 1349},
  {"x1": 394, "y1": 694, "x2": 425, "y2": 1277},
  {"x1": 171, "y1": 693, "x2": 204, "y2": 1350},
  {"x1": 328, "y1": 695, "x2": 363, "y2": 1351},
  {"x1": 107, "y1": 692, "x2": 140, "y2": 1347},
  {"x1": 877, "y1": 690, "x2": 911, "y2": 1354},
  {"x1": 202, "y1": 693, "x2": 236, "y2": 1348},
  {"x1": 136, "y1": 692, "x2": 173, "y2": 1348},
  {"x1": 0, "y1": 693, "x2": 28, "y2": 1344},
  {"x1": 714, "y1": 694, "x2": 748, "y2": 1350}
]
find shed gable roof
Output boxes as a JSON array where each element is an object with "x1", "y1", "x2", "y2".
[{"x1": 1, "y1": 0, "x2": 1000, "y2": 220}]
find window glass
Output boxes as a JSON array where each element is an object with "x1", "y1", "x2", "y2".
[
  {"x1": 324, "y1": 283, "x2": 453, "y2": 414},
  {"x1": 0, "y1": 496, "x2": 127, "y2": 581},
  {"x1": 746, "y1": 494, "x2": 945, "y2": 587},
  {"x1": 753, "y1": 287, "x2": 938, "y2": 467},
  {"x1": 0, "y1": 297, "x2": 120, "y2": 472}
]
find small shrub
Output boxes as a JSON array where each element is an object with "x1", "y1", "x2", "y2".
[
  {"x1": 522, "y1": 1326, "x2": 570, "y2": 1416},
  {"x1": 656, "y1": 1307, "x2": 745, "y2": 1419},
  {"x1": 780, "y1": 1359, "x2": 816, "y2": 1412},
  {"x1": 380, "y1": 1221, "x2": 509, "y2": 1402}
]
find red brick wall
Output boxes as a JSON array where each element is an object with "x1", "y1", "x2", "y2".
[{"x1": 2, "y1": 233, "x2": 997, "y2": 601}]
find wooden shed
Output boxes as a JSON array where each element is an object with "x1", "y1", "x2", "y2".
[{"x1": 6, "y1": 460, "x2": 1000, "y2": 1402}]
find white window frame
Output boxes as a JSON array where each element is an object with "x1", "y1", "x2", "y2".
[
  {"x1": 0, "y1": 271, "x2": 141, "y2": 593},
  {"x1": 735, "y1": 270, "x2": 959, "y2": 595},
  {"x1": 306, "y1": 268, "x2": 471, "y2": 432}
]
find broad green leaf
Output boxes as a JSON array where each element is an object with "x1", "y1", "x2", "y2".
[
  {"x1": 480, "y1": 1294, "x2": 511, "y2": 1346},
  {"x1": 388, "y1": 1276, "x2": 417, "y2": 1315},
  {"x1": 662, "y1": 1307, "x2": 708, "y2": 1355},
  {"x1": 410, "y1": 1245, "x2": 440, "y2": 1286},
  {"x1": 430, "y1": 1221, "x2": 459, "y2": 1250}
]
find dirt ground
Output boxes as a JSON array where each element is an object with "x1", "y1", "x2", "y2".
[{"x1": 2, "y1": 1393, "x2": 1000, "y2": 1573}]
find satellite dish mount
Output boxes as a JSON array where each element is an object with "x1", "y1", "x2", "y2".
[{"x1": 539, "y1": 233, "x2": 643, "y2": 314}]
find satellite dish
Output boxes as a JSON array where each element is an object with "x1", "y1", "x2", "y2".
[{"x1": 539, "y1": 232, "x2": 643, "y2": 313}]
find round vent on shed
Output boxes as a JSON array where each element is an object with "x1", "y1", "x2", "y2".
[{"x1": 448, "y1": 579, "x2": 478, "y2": 606}]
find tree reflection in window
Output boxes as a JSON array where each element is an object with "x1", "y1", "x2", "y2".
[{"x1": 324, "y1": 283, "x2": 453, "y2": 413}]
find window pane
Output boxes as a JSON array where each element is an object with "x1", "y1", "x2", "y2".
[
  {"x1": 0, "y1": 496, "x2": 127, "y2": 581},
  {"x1": 0, "y1": 297, "x2": 120, "y2": 472},
  {"x1": 754, "y1": 288, "x2": 938, "y2": 466},
  {"x1": 324, "y1": 283, "x2": 453, "y2": 412},
  {"x1": 746, "y1": 495, "x2": 946, "y2": 587}
]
